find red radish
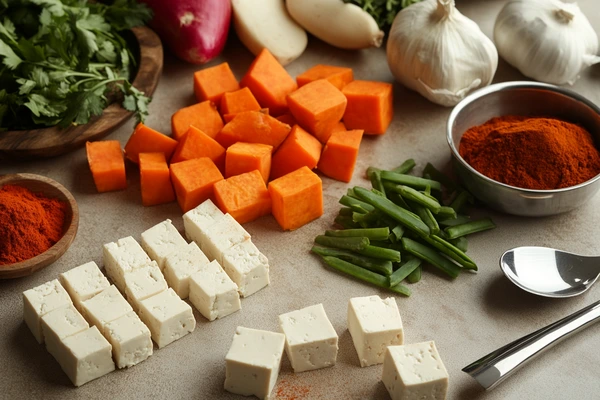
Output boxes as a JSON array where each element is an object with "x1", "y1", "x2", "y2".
[{"x1": 140, "y1": 0, "x2": 232, "y2": 64}]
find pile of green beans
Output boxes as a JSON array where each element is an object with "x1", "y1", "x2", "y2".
[{"x1": 311, "y1": 159, "x2": 496, "y2": 297}]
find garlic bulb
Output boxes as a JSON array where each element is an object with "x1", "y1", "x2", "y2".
[
  {"x1": 494, "y1": 0, "x2": 600, "y2": 85},
  {"x1": 386, "y1": 0, "x2": 498, "y2": 107}
]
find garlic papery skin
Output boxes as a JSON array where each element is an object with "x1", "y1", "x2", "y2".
[
  {"x1": 386, "y1": 0, "x2": 498, "y2": 107},
  {"x1": 494, "y1": 0, "x2": 600, "y2": 85}
]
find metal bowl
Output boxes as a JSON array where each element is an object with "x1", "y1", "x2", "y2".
[{"x1": 447, "y1": 81, "x2": 600, "y2": 217}]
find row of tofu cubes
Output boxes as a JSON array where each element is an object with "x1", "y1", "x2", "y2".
[{"x1": 224, "y1": 296, "x2": 449, "y2": 400}]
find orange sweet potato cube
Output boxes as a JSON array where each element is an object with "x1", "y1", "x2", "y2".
[
  {"x1": 270, "y1": 125, "x2": 322, "y2": 180},
  {"x1": 86, "y1": 141, "x2": 127, "y2": 193},
  {"x1": 124, "y1": 123, "x2": 178, "y2": 164},
  {"x1": 193, "y1": 62, "x2": 240, "y2": 103},
  {"x1": 171, "y1": 101, "x2": 223, "y2": 141},
  {"x1": 170, "y1": 157, "x2": 224, "y2": 213},
  {"x1": 220, "y1": 87, "x2": 261, "y2": 119},
  {"x1": 170, "y1": 126, "x2": 226, "y2": 171},
  {"x1": 215, "y1": 110, "x2": 291, "y2": 150},
  {"x1": 214, "y1": 170, "x2": 272, "y2": 224},
  {"x1": 225, "y1": 142, "x2": 273, "y2": 183},
  {"x1": 240, "y1": 49, "x2": 297, "y2": 116},
  {"x1": 317, "y1": 129, "x2": 364, "y2": 183},
  {"x1": 318, "y1": 120, "x2": 346, "y2": 145},
  {"x1": 296, "y1": 64, "x2": 353, "y2": 90},
  {"x1": 342, "y1": 80, "x2": 393, "y2": 135},
  {"x1": 139, "y1": 152, "x2": 176, "y2": 206},
  {"x1": 268, "y1": 166, "x2": 323, "y2": 231},
  {"x1": 287, "y1": 79, "x2": 347, "y2": 143}
]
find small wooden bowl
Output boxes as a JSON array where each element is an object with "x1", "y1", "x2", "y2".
[
  {"x1": 0, "y1": 174, "x2": 79, "y2": 279},
  {"x1": 0, "y1": 26, "x2": 163, "y2": 160}
]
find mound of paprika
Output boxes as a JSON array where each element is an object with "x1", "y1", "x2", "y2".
[
  {"x1": 459, "y1": 116, "x2": 600, "y2": 190},
  {"x1": 0, "y1": 184, "x2": 68, "y2": 265}
]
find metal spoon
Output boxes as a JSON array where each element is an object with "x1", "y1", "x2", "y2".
[
  {"x1": 463, "y1": 246, "x2": 600, "y2": 390},
  {"x1": 500, "y1": 246, "x2": 600, "y2": 298}
]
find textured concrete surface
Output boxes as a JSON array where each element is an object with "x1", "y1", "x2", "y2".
[{"x1": 2, "y1": 1, "x2": 600, "y2": 399}]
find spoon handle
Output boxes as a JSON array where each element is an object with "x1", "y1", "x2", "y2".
[{"x1": 462, "y1": 300, "x2": 600, "y2": 390}]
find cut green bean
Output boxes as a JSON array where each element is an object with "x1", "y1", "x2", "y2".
[
  {"x1": 436, "y1": 206, "x2": 457, "y2": 220},
  {"x1": 450, "y1": 236, "x2": 468, "y2": 252},
  {"x1": 356, "y1": 245, "x2": 401, "y2": 262},
  {"x1": 397, "y1": 185, "x2": 442, "y2": 214},
  {"x1": 445, "y1": 218, "x2": 496, "y2": 239},
  {"x1": 314, "y1": 235, "x2": 370, "y2": 251},
  {"x1": 340, "y1": 195, "x2": 375, "y2": 213},
  {"x1": 367, "y1": 167, "x2": 386, "y2": 195},
  {"x1": 321, "y1": 256, "x2": 410, "y2": 296},
  {"x1": 338, "y1": 207, "x2": 353, "y2": 216},
  {"x1": 380, "y1": 171, "x2": 442, "y2": 191},
  {"x1": 334, "y1": 215, "x2": 359, "y2": 229},
  {"x1": 387, "y1": 191, "x2": 414, "y2": 212},
  {"x1": 450, "y1": 190, "x2": 473, "y2": 213},
  {"x1": 413, "y1": 204, "x2": 440, "y2": 235},
  {"x1": 424, "y1": 235, "x2": 477, "y2": 270},
  {"x1": 391, "y1": 159, "x2": 416, "y2": 174},
  {"x1": 438, "y1": 215, "x2": 471, "y2": 227},
  {"x1": 401, "y1": 237, "x2": 461, "y2": 279},
  {"x1": 354, "y1": 187, "x2": 430, "y2": 237},
  {"x1": 423, "y1": 162, "x2": 456, "y2": 191},
  {"x1": 391, "y1": 225, "x2": 405, "y2": 242},
  {"x1": 353, "y1": 210, "x2": 381, "y2": 225},
  {"x1": 389, "y1": 258, "x2": 422, "y2": 287},
  {"x1": 311, "y1": 246, "x2": 393, "y2": 276},
  {"x1": 406, "y1": 266, "x2": 422, "y2": 283},
  {"x1": 369, "y1": 241, "x2": 403, "y2": 252},
  {"x1": 325, "y1": 227, "x2": 390, "y2": 241}
]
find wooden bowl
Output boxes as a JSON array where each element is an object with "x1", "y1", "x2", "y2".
[
  {"x1": 0, "y1": 174, "x2": 79, "y2": 279},
  {"x1": 0, "y1": 26, "x2": 163, "y2": 160}
]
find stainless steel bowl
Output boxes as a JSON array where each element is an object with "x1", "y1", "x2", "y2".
[{"x1": 447, "y1": 81, "x2": 600, "y2": 217}]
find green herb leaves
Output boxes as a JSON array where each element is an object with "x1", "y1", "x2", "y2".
[
  {"x1": 0, "y1": 0, "x2": 152, "y2": 130},
  {"x1": 344, "y1": 0, "x2": 422, "y2": 31}
]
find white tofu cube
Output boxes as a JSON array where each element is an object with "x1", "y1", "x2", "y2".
[
  {"x1": 141, "y1": 219, "x2": 188, "y2": 270},
  {"x1": 41, "y1": 304, "x2": 89, "y2": 359},
  {"x1": 225, "y1": 326, "x2": 285, "y2": 400},
  {"x1": 278, "y1": 303, "x2": 338, "y2": 373},
  {"x1": 382, "y1": 341, "x2": 449, "y2": 400},
  {"x1": 59, "y1": 261, "x2": 110, "y2": 309},
  {"x1": 163, "y1": 242, "x2": 210, "y2": 299},
  {"x1": 202, "y1": 213, "x2": 251, "y2": 264},
  {"x1": 23, "y1": 279, "x2": 73, "y2": 343},
  {"x1": 55, "y1": 326, "x2": 115, "y2": 387},
  {"x1": 183, "y1": 199, "x2": 225, "y2": 249},
  {"x1": 222, "y1": 240, "x2": 269, "y2": 298},
  {"x1": 348, "y1": 295, "x2": 404, "y2": 367},
  {"x1": 137, "y1": 288, "x2": 195, "y2": 348},
  {"x1": 103, "y1": 236, "x2": 151, "y2": 292},
  {"x1": 80, "y1": 285, "x2": 133, "y2": 332},
  {"x1": 123, "y1": 261, "x2": 167, "y2": 310},
  {"x1": 189, "y1": 260, "x2": 241, "y2": 321},
  {"x1": 104, "y1": 311, "x2": 153, "y2": 369}
]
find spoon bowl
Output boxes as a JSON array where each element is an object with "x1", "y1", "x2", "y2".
[{"x1": 500, "y1": 246, "x2": 600, "y2": 298}]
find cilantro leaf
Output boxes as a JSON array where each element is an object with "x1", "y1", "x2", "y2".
[{"x1": 0, "y1": 37, "x2": 21, "y2": 69}]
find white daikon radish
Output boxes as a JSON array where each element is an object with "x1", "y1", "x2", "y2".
[
  {"x1": 286, "y1": 0, "x2": 383, "y2": 50},
  {"x1": 232, "y1": 0, "x2": 307, "y2": 66}
]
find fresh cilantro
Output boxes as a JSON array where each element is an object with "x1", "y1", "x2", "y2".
[
  {"x1": 344, "y1": 0, "x2": 422, "y2": 32},
  {"x1": 0, "y1": 0, "x2": 152, "y2": 130}
]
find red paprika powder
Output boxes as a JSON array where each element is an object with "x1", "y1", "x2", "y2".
[
  {"x1": 459, "y1": 116, "x2": 600, "y2": 190},
  {"x1": 0, "y1": 184, "x2": 68, "y2": 265}
]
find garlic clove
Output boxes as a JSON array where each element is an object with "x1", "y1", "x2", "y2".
[
  {"x1": 386, "y1": 0, "x2": 498, "y2": 107},
  {"x1": 494, "y1": 0, "x2": 599, "y2": 86}
]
